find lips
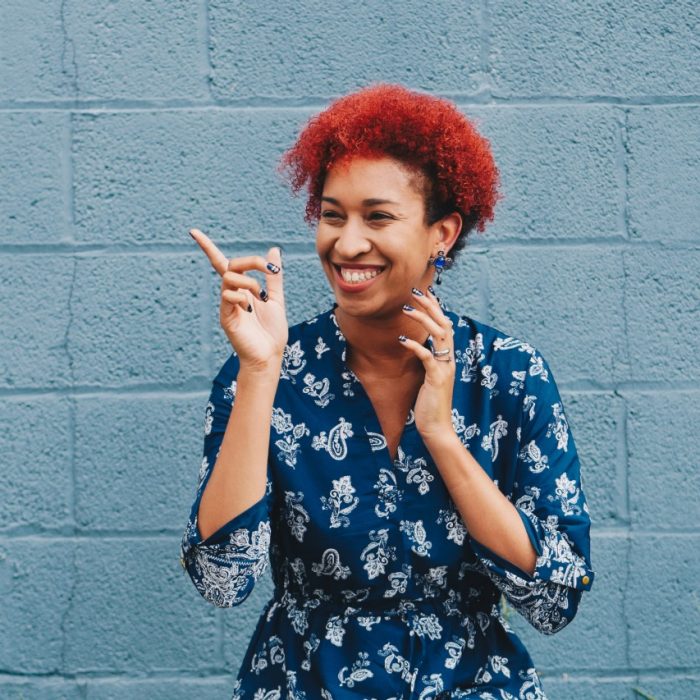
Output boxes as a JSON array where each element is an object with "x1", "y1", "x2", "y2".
[
  {"x1": 332, "y1": 263, "x2": 386, "y2": 281},
  {"x1": 331, "y1": 262, "x2": 386, "y2": 270},
  {"x1": 332, "y1": 263, "x2": 385, "y2": 292}
]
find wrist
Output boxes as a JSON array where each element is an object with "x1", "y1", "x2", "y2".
[
  {"x1": 420, "y1": 425, "x2": 461, "y2": 451},
  {"x1": 238, "y1": 361, "x2": 282, "y2": 385}
]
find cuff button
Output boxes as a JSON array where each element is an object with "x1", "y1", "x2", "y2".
[{"x1": 582, "y1": 575, "x2": 590, "y2": 585}]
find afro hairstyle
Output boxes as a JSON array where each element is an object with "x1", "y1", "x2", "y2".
[{"x1": 278, "y1": 82, "x2": 500, "y2": 262}]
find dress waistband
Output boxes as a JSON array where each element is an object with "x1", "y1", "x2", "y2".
[
  {"x1": 264, "y1": 588, "x2": 501, "y2": 697},
  {"x1": 268, "y1": 586, "x2": 498, "y2": 621}
]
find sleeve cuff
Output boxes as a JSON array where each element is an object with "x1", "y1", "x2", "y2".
[
  {"x1": 180, "y1": 491, "x2": 270, "y2": 566},
  {"x1": 199, "y1": 492, "x2": 270, "y2": 546},
  {"x1": 468, "y1": 506, "x2": 595, "y2": 592}
]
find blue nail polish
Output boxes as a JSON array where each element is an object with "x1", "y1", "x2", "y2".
[
  {"x1": 266, "y1": 262, "x2": 280, "y2": 274},
  {"x1": 411, "y1": 287, "x2": 424, "y2": 296},
  {"x1": 402, "y1": 304, "x2": 414, "y2": 311},
  {"x1": 398, "y1": 335, "x2": 407, "y2": 342},
  {"x1": 259, "y1": 288, "x2": 268, "y2": 301},
  {"x1": 427, "y1": 285, "x2": 435, "y2": 295}
]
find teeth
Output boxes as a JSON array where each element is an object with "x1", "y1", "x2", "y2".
[{"x1": 340, "y1": 267, "x2": 381, "y2": 283}]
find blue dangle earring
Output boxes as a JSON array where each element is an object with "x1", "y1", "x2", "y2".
[{"x1": 428, "y1": 249, "x2": 453, "y2": 285}]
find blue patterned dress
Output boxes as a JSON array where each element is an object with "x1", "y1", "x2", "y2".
[{"x1": 181, "y1": 301, "x2": 595, "y2": 699}]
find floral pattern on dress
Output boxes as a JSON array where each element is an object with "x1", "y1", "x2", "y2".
[{"x1": 181, "y1": 301, "x2": 595, "y2": 699}]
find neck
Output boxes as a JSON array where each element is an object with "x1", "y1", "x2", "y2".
[{"x1": 334, "y1": 304, "x2": 428, "y2": 378}]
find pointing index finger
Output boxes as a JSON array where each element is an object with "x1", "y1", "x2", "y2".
[{"x1": 189, "y1": 228, "x2": 228, "y2": 276}]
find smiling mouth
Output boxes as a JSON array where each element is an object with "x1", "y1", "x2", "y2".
[{"x1": 332, "y1": 264, "x2": 386, "y2": 284}]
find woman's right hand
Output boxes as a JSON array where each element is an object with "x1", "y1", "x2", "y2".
[{"x1": 189, "y1": 228, "x2": 288, "y2": 372}]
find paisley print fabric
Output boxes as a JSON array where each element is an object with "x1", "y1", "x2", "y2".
[{"x1": 181, "y1": 301, "x2": 595, "y2": 699}]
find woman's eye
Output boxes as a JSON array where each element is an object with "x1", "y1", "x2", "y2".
[{"x1": 320, "y1": 210, "x2": 392, "y2": 221}]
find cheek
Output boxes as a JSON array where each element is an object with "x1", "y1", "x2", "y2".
[
  {"x1": 315, "y1": 230, "x2": 335, "y2": 262},
  {"x1": 314, "y1": 228, "x2": 326, "y2": 251}
]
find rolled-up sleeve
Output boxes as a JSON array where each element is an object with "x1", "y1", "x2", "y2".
[
  {"x1": 469, "y1": 350, "x2": 595, "y2": 635},
  {"x1": 180, "y1": 352, "x2": 274, "y2": 608}
]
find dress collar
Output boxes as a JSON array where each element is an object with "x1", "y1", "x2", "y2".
[{"x1": 322, "y1": 299, "x2": 454, "y2": 368}]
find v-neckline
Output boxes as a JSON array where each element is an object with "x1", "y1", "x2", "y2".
[
  {"x1": 324, "y1": 302, "x2": 434, "y2": 465},
  {"x1": 350, "y1": 369, "x2": 421, "y2": 465}
]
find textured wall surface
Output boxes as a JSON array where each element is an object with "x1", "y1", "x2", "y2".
[{"x1": 1, "y1": 1, "x2": 699, "y2": 698}]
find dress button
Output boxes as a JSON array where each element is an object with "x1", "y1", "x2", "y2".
[{"x1": 582, "y1": 575, "x2": 590, "y2": 585}]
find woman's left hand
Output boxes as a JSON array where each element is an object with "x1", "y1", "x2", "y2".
[{"x1": 400, "y1": 287, "x2": 457, "y2": 442}]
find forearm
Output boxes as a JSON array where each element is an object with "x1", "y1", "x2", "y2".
[
  {"x1": 424, "y1": 431, "x2": 537, "y2": 577},
  {"x1": 197, "y1": 365, "x2": 280, "y2": 540}
]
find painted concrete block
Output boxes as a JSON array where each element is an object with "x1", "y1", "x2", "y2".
[
  {"x1": 0, "y1": 255, "x2": 74, "y2": 389},
  {"x1": 487, "y1": 248, "x2": 628, "y2": 382},
  {"x1": 69, "y1": 253, "x2": 205, "y2": 386},
  {"x1": 627, "y1": 106, "x2": 700, "y2": 241},
  {"x1": 74, "y1": 395, "x2": 203, "y2": 530},
  {"x1": 0, "y1": 112, "x2": 71, "y2": 243},
  {"x1": 0, "y1": 397, "x2": 72, "y2": 530},
  {"x1": 63, "y1": 538, "x2": 218, "y2": 673},
  {"x1": 623, "y1": 249, "x2": 700, "y2": 382},
  {"x1": 489, "y1": 0, "x2": 700, "y2": 97},
  {"x1": 208, "y1": 0, "x2": 483, "y2": 98},
  {"x1": 72, "y1": 110, "x2": 310, "y2": 245}
]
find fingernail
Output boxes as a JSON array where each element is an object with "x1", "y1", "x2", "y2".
[
  {"x1": 266, "y1": 262, "x2": 280, "y2": 274},
  {"x1": 188, "y1": 229, "x2": 196, "y2": 239},
  {"x1": 247, "y1": 304, "x2": 252, "y2": 312},
  {"x1": 398, "y1": 335, "x2": 407, "y2": 342},
  {"x1": 411, "y1": 287, "x2": 424, "y2": 297},
  {"x1": 259, "y1": 288, "x2": 268, "y2": 302},
  {"x1": 427, "y1": 285, "x2": 435, "y2": 295},
  {"x1": 402, "y1": 304, "x2": 414, "y2": 312}
]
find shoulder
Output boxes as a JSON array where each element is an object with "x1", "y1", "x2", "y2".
[
  {"x1": 281, "y1": 311, "x2": 330, "y2": 364},
  {"x1": 446, "y1": 307, "x2": 548, "y2": 376},
  {"x1": 212, "y1": 310, "x2": 334, "y2": 387},
  {"x1": 286, "y1": 310, "x2": 326, "y2": 345}
]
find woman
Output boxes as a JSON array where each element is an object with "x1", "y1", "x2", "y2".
[{"x1": 181, "y1": 83, "x2": 595, "y2": 699}]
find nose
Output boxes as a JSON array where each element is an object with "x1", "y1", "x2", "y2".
[{"x1": 332, "y1": 216, "x2": 372, "y2": 258}]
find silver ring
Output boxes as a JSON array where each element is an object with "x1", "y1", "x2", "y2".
[{"x1": 431, "y1": 348, "x2": 452, "y2": 361}]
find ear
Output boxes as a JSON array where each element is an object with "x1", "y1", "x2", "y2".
[{"x1": 432, "y1": 211, "x2": 462, "y2": 255}]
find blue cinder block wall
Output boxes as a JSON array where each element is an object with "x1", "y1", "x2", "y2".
[{"x1": 1, "y1": 1, "x2": 698, "y2": 698}]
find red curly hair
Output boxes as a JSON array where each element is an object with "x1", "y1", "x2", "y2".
[{"x1": 278, "y1": 83, "x2": 500, "y2": 261}]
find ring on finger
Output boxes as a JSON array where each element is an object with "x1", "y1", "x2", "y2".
[
  {"x1": 433, "y1": 354, "x2": 453, "y2": 362},
  {"x1": 432, "y1": 347, "x2": 452, "y2": 361}
]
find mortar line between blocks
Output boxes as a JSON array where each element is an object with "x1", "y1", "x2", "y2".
[
  {"x1": 65, "y1": 259, "x2": 78, "y2": 531},
  {"x1": 478, "y1": 251, "x2": 491, "y2": 323},
  {"x1": 1, "y1": 95, "x2": 700, "y2": 112},
  {"x1": 61, "y1": 112, "x2": 76, "y2": 242},
  {"x1": 216, "y1": 608, "x2": 225, "y2": 668},
  {"x1": 199, "y1": 0, "x2": 215, "y2": 101},
  {"x1": 204, "y1": 266, "x2": 215, "y2": 377},
  {"x1": 616, "y1": 391, "x2": 630, "y2": 525},
  {"x1": 2, "y1": 238, "x2": 700, "y2": 256},
  {"x1": 615, "y1": 107, "x2": 631, "y2": 240},
  {"x1": 479, "y1": 0, "x2": 493, "y2": 97},
  {"x1": 624, "y1": 532, "x2": 633, "y2": 673}
]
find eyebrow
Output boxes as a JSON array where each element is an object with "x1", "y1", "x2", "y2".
[{"x1": 321, "y1": 196, "x2": 400, "y2": 207}]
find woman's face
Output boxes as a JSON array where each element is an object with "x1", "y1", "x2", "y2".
[{"x1": 316, "y1": 155, "x2": 459, "y2": 319}]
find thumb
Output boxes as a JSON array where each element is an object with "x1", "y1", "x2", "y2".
[{"x1": 264, "y1": 246, "x2": 284, "y2": 300}]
